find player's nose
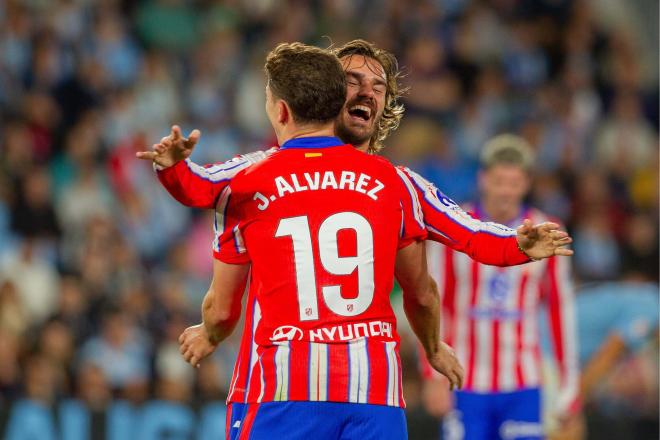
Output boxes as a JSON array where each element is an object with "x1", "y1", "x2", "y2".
[{"x1": 357, "y1": 82, "x2": 376, "y2": 99}]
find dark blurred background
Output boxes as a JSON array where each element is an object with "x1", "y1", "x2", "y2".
[{"x1": 0, "y1": 0, "x2": 657, "y2": 439}]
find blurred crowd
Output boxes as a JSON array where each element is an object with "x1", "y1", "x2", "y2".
[{"x1": 0, "y1": 0, "x2": 657, "y2": 438}]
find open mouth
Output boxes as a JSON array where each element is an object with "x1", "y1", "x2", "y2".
[{"x1": 348, "y1": 104, "x2": 372, "y2": 122}]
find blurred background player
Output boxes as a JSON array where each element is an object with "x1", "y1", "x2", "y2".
[
  {"x1": 420, "y1": 134, "x2": 579, "y2": 440},
  {"x1": 178, "y1": 42, "x2": 463, "y2": 439}
]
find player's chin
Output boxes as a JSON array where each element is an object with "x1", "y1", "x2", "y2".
[{"x1": 340, "y1": 120, "x2": 375, "y2": 144}]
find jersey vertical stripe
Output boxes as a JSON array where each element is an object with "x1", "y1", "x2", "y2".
[
  {"x1": 274, "y1": 342, "x2": 290, "y2": 401},
  {"x1": 308, "y1": 343, "x2": 328, "y2": 401}
]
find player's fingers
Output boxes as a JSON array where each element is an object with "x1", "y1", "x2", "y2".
[
  {"x1": 538, "y1": 222, "x2": 560, "y2": 233},
  {"x1": 184, "y1": 348, "x2": 196, "y2": 364},
  {"x1": 136, "y1": 151, "x2": 157, "y2": 160},
  {"x1": 517, "y1": 220, "x2": 531, "y2": 235},
  {"x1": 549, "y1": 230, "x2": 568, "y2": 239},
  {"x1": 456, "y1": 365, "x2": 465, "y2": 389},
  {"x1": 182, "y1": 348, "x2": 191, "y2": 362},
  {"x1": 554, "y1": 248, "x2": 574, "y2": 257},
  {"x1": 448, "y1": 372, "x2": 457, "y2": 391},
  {"x1": 189, "y1": 354, "x2": 199, "y2": 367},
  {"x1": 553, "y1": 237, "x2": 573, "y2": 247},
  {"x1": 186, "y1": 129, "x2": 201, "y2": 147},
  {"x1": 171, "y1": 125, "x2": 182, "y2": 141}
]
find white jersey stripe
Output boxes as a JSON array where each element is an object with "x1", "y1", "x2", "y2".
[
  {"x1": 385, "y1": 342, "x2": 399, "y2": 407},
  {"x1": 348, "y1": 341, "x2": 359, "y2": 403},
  {"x1": 212, "y1": 186, "x2": 232, "y2": 252},
  {"x1": 318, "y1": 343, "x2": 328, "y2": 401},
  {"x1": 358, "y1": 339, "x2": 369, "y2": 403},
  {"x1": 426, "y1": 242, "x2": 444, "y2": 299},
  {"x1": 395, "y1": 168, "x2": 425, "y2": 229},
  {"x1": 185, "y1": 159, "x2": 243, "y2": 182},
  {"x1": 453, "y1": 255, "x2": 471, "y2": 378},
  {"x1": 499, "y1": 270, "x2": 519, "y2": 391},
  {"x1": 521, "y1": 275, "x2": 540, "y2": 386},
  {"x1": 274, "y1": 342, "x2": 290, "y2": 401},
  {"x1": 233, "y1": 225, "x2": 246, "y2": 254},
  {"x1": 309, "y1": 343, "x2": 319, "y2": 401},
  {"x1": 473, "y1": 265, "x2": 491, "y2": 391},
  {"x1": 385, "y1": 342, "x2": 394, "y2": 406},
  {"x1": 249, "y1": 300, "x2": 261, "y2": 377}
]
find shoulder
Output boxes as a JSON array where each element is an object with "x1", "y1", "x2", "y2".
[{"x1": 237, "y1": 149, "x2": 285, "y2": 180}]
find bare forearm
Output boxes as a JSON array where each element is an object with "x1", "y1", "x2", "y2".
[
  {"x1": 404, "y1": 276, "x2": 442, "y2": 357},
  {"x1": 201, "y1": 288, "x2": 240, "y2": 345}
]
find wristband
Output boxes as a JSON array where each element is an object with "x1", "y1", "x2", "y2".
[{"x1": 517, "y1": 241, "x2": 541, "y2": 262}]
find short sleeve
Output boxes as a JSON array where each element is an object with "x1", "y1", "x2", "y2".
[
  {"x1": 212, "y1": 185, "x2": 251, "y2": 264},
  {"x1": 395, "y1": 168, "x2": 427, "y2": 248}
]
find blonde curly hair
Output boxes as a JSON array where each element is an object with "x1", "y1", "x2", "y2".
[{"x1": 332, "y1": 40, "x2": 406, "y2": 154}]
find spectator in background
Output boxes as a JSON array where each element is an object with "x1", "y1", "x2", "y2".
[
  {"x1": 595, "y1": 91, "x2": 657, "y2": 178},
  {"x1": 9, "y1": 165, "x2": 60, "y2": 240},
  {"x1": 78, "y1": 308, "x2": 150, "y2": 393},
  {"x1": 0, "y1": 328, "x2": 22, "y2": 403},
  {"x1": 1, "y1": 240, "x2": 58, "y2": 325}
]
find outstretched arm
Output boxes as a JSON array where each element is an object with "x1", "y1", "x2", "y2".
[
  {"x1": 399, "y1": 166, "x2": 572, "y2": 266},
  {"x1": 396, "y1": 240, "x2": 464, "y2": 390},
  {"x1": 137, "y1": 125, "x2": 273, "y2": 209}
]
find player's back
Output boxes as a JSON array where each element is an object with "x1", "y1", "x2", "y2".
[{"x1": 214, "y1": 137, "x2": 425, "y2": 406}]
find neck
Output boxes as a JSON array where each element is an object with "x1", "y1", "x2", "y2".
[
  {"x1": 354, "y1": 141, "x2": 369, "y2": 153},
  {"x1": 481, "y1": 198, "x2": 521, "y2": 224},
  {"x1": 278, "y1": 124, "x2": 336, "y2": 146}
]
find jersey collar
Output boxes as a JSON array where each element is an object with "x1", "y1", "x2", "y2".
[{"x1": 280, "y1": 136, "x2": 344, "y2": 150}]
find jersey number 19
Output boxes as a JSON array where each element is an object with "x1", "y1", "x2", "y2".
[{"x1": 275, "y1": 212, "x2": 375, "y2": 321}]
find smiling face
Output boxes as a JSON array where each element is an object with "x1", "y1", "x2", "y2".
[{"x1": 335, "y1": 54, "x2": 388, "y2": 151}]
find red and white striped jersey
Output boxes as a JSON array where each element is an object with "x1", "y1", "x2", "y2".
[
  {"x1": 213, "y1": 136, "x2": 426, "y2": 407},
  {"x1": 420, "y1": 204, "x2": 579, "y2": 415}
]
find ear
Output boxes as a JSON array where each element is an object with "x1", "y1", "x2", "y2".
[{"x1": 278, "y1": 100, "x2": 291, "y2": 125}]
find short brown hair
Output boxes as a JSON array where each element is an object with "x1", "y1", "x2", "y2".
[
  {"x1": 332, "y1": 40, "x2": 406, "y2": 153},
  {"x1": 265, "y1": 43, "x2": 346, "y2": 124},
  {"x1": 480, "y1": 134, "x2": 535, "y2": 172}
]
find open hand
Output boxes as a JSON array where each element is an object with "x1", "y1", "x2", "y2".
[
  {"x1": 178, "y1": 323, "x2": 217, "y2": 368},
  {"x1": 427, "y1": 342, "x2": 464, "y2": 391},
  {"x1": 517, "y1": 219, "x2": 574, "y2": 261},
  {"x1": 136, "y1": 125, "x2": 201, "y2": 168}
]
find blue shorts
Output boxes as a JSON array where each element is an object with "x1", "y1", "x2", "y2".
[
  {"x1": 227, "y1": 403, "x2": 247, "y2": 440},
  {"x1": 236, "y1": 401, "x2": 407, "y2": 440},
  {"x1": 442, "y1": 388, "x2": 543, "y2": 440}
]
